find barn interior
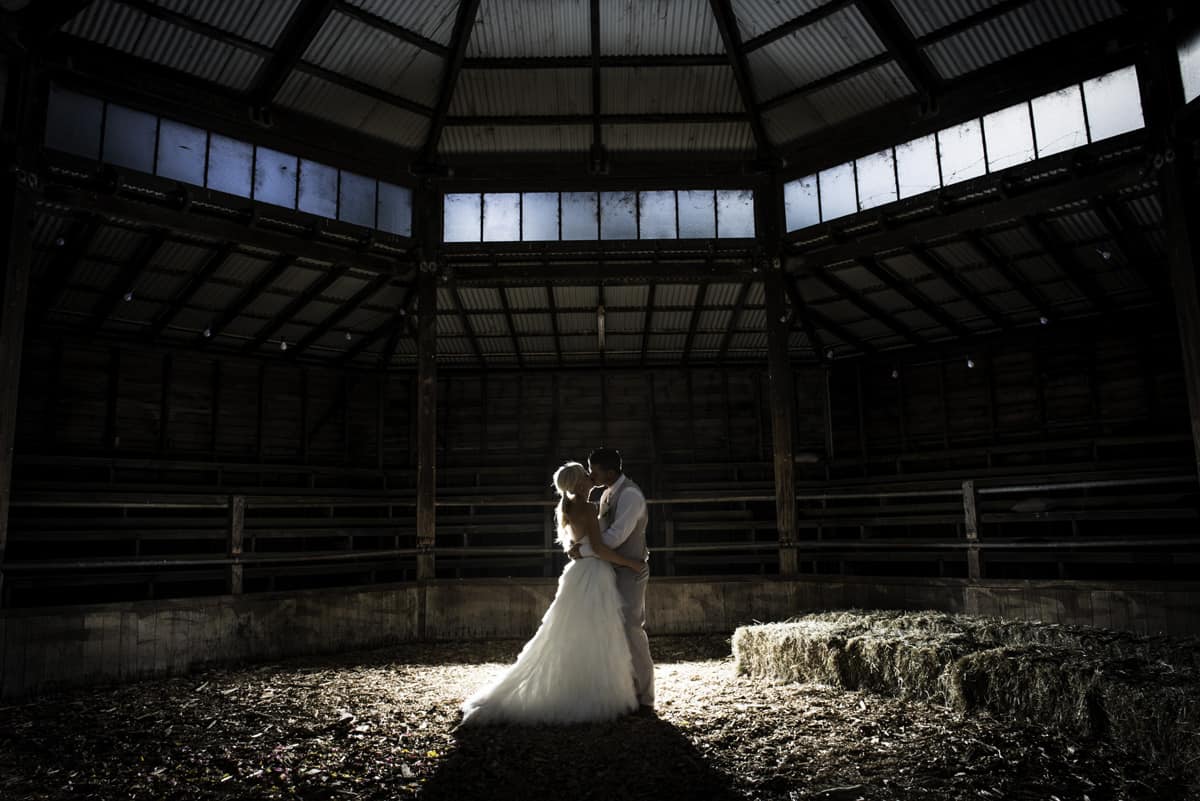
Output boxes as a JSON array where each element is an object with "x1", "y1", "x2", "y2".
[{"x1": 1, "y1": 0, "x2": 1199, "y2": 799}]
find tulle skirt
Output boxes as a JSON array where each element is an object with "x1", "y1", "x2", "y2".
[{"x1": 460, "y1": 557, "x2": 638, "y2": 725}]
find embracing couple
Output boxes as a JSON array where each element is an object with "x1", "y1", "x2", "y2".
[{"x1": 460, "y1": 448, "x2": 654, "y2": 725}]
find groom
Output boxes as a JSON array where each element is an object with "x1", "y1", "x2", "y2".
[{"x1": 568, "y1": 447, "x2": 654, "y2": 713}]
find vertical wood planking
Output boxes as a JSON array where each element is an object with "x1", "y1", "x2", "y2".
[
  {"x1": 416, "y1": 266, "x2": 438, "y2": 580},
  {"x1": 765, "y1": 269, "x2": 797, "y2": 575}
]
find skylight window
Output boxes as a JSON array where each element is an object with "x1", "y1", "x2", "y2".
[
  {"x1": 442, "y1": 189, "x2": 755, "y2": 243},
  {"x1": 1182, "y1": 30, "x2": 1200, "y2": 103},
  {"x1": 782, "y1": 65, "x2": 1146, "y2": 234},
  {"x1": 44, "y1": 85, "x2": 413, "y2": 237}
]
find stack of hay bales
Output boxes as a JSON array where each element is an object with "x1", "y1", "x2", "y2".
[{"x1": 733, "y1": 611, "x2": 1200, "y2": 783}]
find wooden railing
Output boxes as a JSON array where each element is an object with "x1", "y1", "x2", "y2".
[{"x1": 3, "y1": 452, "x2": 1197, "y2": 607}]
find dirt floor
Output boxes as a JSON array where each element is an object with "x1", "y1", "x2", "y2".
[{"x1": 0, "y1": 635, "x2": 1190, "y2": 801}]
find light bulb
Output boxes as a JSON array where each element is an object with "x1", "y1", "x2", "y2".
[
  {"x1": 280, "y1": 340, "x2": 288, "y2": 351},
  {"x1": 123, "y1": 291, "x2": 134, "y2": 302},
  {"x1": 966, "y1": 358, "x2": 975, "y2": 369},
  {"x1": 1039, "y1": 316, "x2": 1049, "y2": 326},
  {"x1": 825, "y1": 349, "x2": 834, "y2": 360},
  {"x1": 55, "y1": 237, "x2": 66, "y2": 247},
  {"x1": 891, "y1": 369, "x2": 899, "y2": 379},
  {"x1": 344, "y1": 331, "x2": 352, "y2": 341},
  {"x1": 203, "y1": 327, "x2": 212, "y2": 338}
]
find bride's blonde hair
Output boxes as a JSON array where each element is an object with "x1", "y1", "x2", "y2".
[{"x1": 551, "y1": 461, "x2": 588, "y2": 551}]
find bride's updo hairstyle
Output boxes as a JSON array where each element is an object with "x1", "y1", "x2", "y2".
[{"x1": 552, "y1": 461, "x2": 588, "y2": 551}]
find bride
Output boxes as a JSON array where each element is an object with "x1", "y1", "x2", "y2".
[{"x1": 459, "y1": 461, "x2": 644, "y2": 725}]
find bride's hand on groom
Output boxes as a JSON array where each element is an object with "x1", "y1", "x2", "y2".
[{"x1": 567, "y1": 543, "x2": 582, "y2": 560}]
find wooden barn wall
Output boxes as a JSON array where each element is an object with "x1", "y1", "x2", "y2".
[
  {"x1": 3, "y1": 575, "x2": 1197, "y2": 700},
  {"x1": 10, "y1": 309, "x2": 1189, "y2": 476}
]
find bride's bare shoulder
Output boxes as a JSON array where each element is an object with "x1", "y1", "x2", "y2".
[{"x1": 563, "y1": 496, "x2": 591, "y2": 522}]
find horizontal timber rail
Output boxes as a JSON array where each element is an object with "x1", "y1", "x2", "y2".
[{"x1": 2, "y1": 464, "x2": 1196, "y2": 606}]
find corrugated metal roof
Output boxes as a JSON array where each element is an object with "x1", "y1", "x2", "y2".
[
  {"x1": 602, "y1": 122, "x2": 755, "y2": 152},
  {"x1": 506, "y1": 287, "x2": 551, "y2": 309},
  {"x1": 763, "y1": 60, "x2": 914, "y2": 144},
  {"x1": 155, "y1": 0, "x2": 301, "y2": 47},
  {"x1": 923, "y1": 0, "x2": 1123, "y2": 80},
  {"x1": 555, "y1": 286, "x2": 598, "y2": 306},
  {"x1": 704, "y1": 282, "x2": 745, "y2": 306},
  {"x1": 358, "y1": 103, "x2": 430, "y2": 149},
  {"x1": 305, "y1": 10, "x2": 445, "y2": 107},
  {"x1": 451, "y1": 68, "x2": 590, "y2": 115},
  {"x1": 513, "y1": 312, "x2": 554, "y2": 333},
  {"x1": 277, "y1": 72, "x2": 426, "y2": 148},
  {"x1": 747, "y1": 5, "x2": 885, "y2": 101},
  {"x1": 87, "y1": 226, "x2": 144, "y2": 261},
  {"x1": 457, "y1": 286, "x2": 500, "y2": 310},
  {"x1": 134, "y1": 16, "x2": 263, "y2": 91},
  {"x1": 890, "y1": 0, "x2": 1005, "y2": 39},
  {"x1": 469, "y1": 0, "x2": 590, "y2": 57},
  {"x1": 346, "y1": 0, "x2": 460, "y2": 46},
  {"x1": 654, "y1": 284, "x2": 699, "y2": 306},
  {"x1": 602, "y1": 66, "x2": 742, "y2": 114},
  {"x1": 440, "y1": 124, "x2": 592, "y2": 153},
  {"x1": 599, "y1": 0, "x2": 723, "y2": 55},
  {"x1": 65, "y1": 0, "x2": 148, "y2": 51},
  {"x1": 604, "y1": 285, "x2": 650, "y2": 307},
  {"x1": 731, "y1": 0, "x2": 826, "y2": 41}
]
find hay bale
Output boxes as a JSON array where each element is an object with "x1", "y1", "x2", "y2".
[{"x1": 734, "y1": 610, "x2": 1200, "y2": 789}]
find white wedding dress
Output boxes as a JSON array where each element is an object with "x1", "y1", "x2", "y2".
[{"x1": 460, "y1": 546, "x2": 638, "y2": 726}]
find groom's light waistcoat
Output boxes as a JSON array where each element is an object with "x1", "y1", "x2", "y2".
[{"x1": 599, "y1": 475, "x2": 648, "y2": 562}]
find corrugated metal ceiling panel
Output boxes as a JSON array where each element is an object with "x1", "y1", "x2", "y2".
[
  {"x1": 155, "y1": 0, "x2": 301, "y2": 47},
  {"x1": 65, "y1": 0, "x2": 149, "y2": 51},
  {"x1": 730, "y1": 0, "x2": 825, "y2": 41},
  {"x1": 602, "y1": 66, "x2": 742, "y2": 114},
  {"x1": 604, "y1": 286, "x2": 650, "y2": 307},
  {"x1": 763, "y1": 60, "x2": 914, "y2": 144},
  {"x1": 468, "y1": 0, "x2": 590, "y2": 57},
  {"x1": 346, "y1": 0, "x2": 460, "y2": 46},
  {"x1": 276, "y1": 72, "x2": 427, "y2": 148},
  {"x1": 889, "y1": 0, "x2": 1005, "y2": 39},
  {"x1": 133, "y1": 17, "x2": 263, "y2": 91},
  {"x1": 747, "y1": 5, "x2": 885, "y2": 101},
  {"x1": 305, "y1": 10, "x2": 444, "y2": 107},
  {"x1": 439, "y1": 124, "x2": 591, "y2": 153},
  {"x1": 451, "y1": 68, "x2": 590, "y2": 115},
  {"x1": 599, "y1": 0, "x2": 723, "y2": 55},
  {"x1": 923, "y1": 0, "x2": 1123, "y2": 80},
  {"x1": 603, "y1": 122, "x2": 755, "y2": 152}
]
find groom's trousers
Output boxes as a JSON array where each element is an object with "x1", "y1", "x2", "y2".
[{"x1": 616, "y1": 564, "x2": 654, "y2": 706}]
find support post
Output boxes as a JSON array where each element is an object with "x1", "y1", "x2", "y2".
[
  {"x1": 0, "y1": 61, "x2": 38, "y2": 603},
  {"x1": 765, "y1": 266, "x2": 797, "y2": 575},
  {"x1": 415, "y1": 263, "x2": 438, "y2": 580},
  {"x1": 962, "y1": 479, "x2": 981, "y2": 580},
  {"x1": 227, "y1": 494, "x2": 245, "y2": 594}
]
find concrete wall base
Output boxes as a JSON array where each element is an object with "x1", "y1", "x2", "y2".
[{"x1": 3, "y1": 575, "x2": 1197, "y2": 700}]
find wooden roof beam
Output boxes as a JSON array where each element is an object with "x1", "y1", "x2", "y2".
[
  {"x1": 709, "y1": 0, "x2": 773, "y2": 158},
  {"x1": 147, "y1": 243, "x2": 233, "y2": 339},
  {"x1": 962, "y1": 231, "x2": 1055, "y2": 321},
  {"x1": 248, "y1": 0, "x2": 337, "y2": 111},
  {"x1": 87, "y1": 229, "x2": 167, "y2": 332},
  {"x1": 906, "y1": 244, "x2": 1011, "y2": 331},
  {"x1": 338, "y1": 282, "x2": 418, "y2": 366},
  {"x1": 807, "y1": 267, "x2": 925, "y2": 347},
  {"x1": 1021, "y1": 216, "x2": 1115, "y2": 315},
  {"x1": 241, "y1": 264, "x2": 354, "y2": 353},
  {"x1": 717, "y1": 279, "x2": 753, "y2": 362},
  {"x1": 289, "y1": 271, "x2": 395, "y2": 357},
  {"x1": 855, "y1": 255, "x2": 969, "y2": 337},
  {"x1": 681, "y1": 282, "x2": 710, "y2": 363},
  {"x1": 497, "y1": 285, "x2": 524, "y2": 369},
  {"x1": 854, "y1": 0, "x2": 942, "y2": 100},
  {"x1": 27, "y1": 215, "x2": 101, "y2": 332},
  {"x1": 419, "y1": 0, "x2": 482, "y2": 165},
  {"x1": 447, "y1": 279, "x2": 485, "y2": 367},
  {"x1": 742, "y1": 0, "x2": 857, "y2": 53},
  {"x1": 199, "y1": 254, "x2": 296, "y2": 345}
]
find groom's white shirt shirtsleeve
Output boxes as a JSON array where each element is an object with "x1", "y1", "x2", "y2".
[
  {"x1": 601, "y1": 476, "x2": 645, "y2": 549},
  {"x1": 578, "y1": 475, "x2": 645, "y2": 557}
]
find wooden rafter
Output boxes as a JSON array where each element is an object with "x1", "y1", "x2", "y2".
[
  {"x1": 963, "y1": 231, "x2": 1054, "y2": 319},
  {"x1": 545, "y1": 282, "x2": 563, "y2": 366},
  {"x1": 290, "y1": 271, "x2": 395, "y2": 357},
  {"x1": 241, "y1": 264, "x2": 354, "y2": 353},
  {"x1": 781, "y1": 275, "x2": 834, "y2": 359},
  {"x1": 445, "y1": 112, "x2": 747, "y2": 126},
  {"x1": 640, "y1": 283, "x2": 657, "y2": 365},
  {"x1": 332, "y1": 0, "x2": 449, "y2": 57},
  {"x1": 338, "y1": 282, "x2": 418, "y2": 366},
  {"x1": 198, "y1": 254, "x2": 296, "y2": 345},
  {"x1": 27, "y1": 215, "x2": 101, "y2": 332},
  {"x1": 1021, "y1": 216, "x2": 1114, "y2": 315},
  {"x1": 760, "y1": 53, "x2": 890, "y2": 112},
  {"x1": 681, "y1": 283, "x2": 710, "y2": 363},
  {"x1": 247, "y1": 0, "x2": 336, "y2": 110},
  {"x1": 808, "y1": 267, "x2": 924, "y2": 347},
  {"x1": 855, "y1": 256, "x2": 969, "y2": 337},
  {"x1": 464, "y1": 54, "x2": 729, "y2": 69},
  {"x1": 854, "y1": 0, "x2": 942, "y2": 100},
  {"x1": 1090, "y1": 196, "x2": 1172, "y2": 302},
  {"x1": 742, "y1": 0, "x2": 856, "y2": 52},
  {"x1": 419, "y1": 0, "x2": 482, "y2": 164},
  {"x1": 87, "y1": 229, "x2": 167, "y2": 332},
  {"x1": 447, "y1": 280, "x2": 484, "y2": 366},
  {"x1": 906, "y1": 244, "x2": 1010, "y2": 331},
  {"x1": 590, "y1": 0, "x2": 603, "y2": 165},
  {"x1": 717, "y1": 280, "x2": 752, "y2": 362},
  {"x1": 147, "y1": 244, "x2": 233, "y2": 339},
  {"x1": 497, "y1": 285, "x2": 523, "y2": 369},
  {"x1": 708, "y1": 0, "x2": 773, "y2": 157}
]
